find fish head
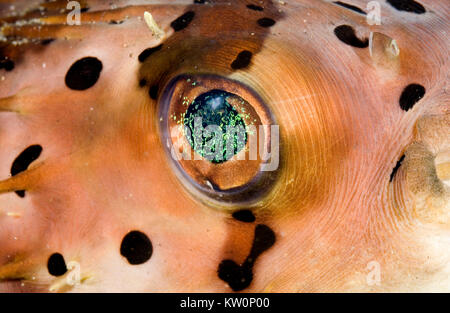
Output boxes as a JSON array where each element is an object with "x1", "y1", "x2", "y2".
[{"x1": 0, "y1": 0, "x2": 448, "y2": 292}]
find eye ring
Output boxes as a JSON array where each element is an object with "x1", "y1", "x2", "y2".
[{"x1": 158, "y1": 74, "x2": 279, "y2": 207}]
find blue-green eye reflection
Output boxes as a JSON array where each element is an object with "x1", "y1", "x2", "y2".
[{"x1": 183, "y1": 90, "x2": 248, "y2": 163}]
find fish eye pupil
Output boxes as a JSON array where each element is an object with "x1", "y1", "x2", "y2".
[{"x1": 183, "y1": 89, "x2": 248, "y2": 163}]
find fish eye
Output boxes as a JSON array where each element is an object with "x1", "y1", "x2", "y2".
[
  {"x1": 159, "y1": 74, "x2": 278, "y2": 205},
  {"x1": 184, "y1": 89, "x2": 250, "y2": 164}
]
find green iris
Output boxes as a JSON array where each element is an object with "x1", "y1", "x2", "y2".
[{"x1": 183, "y1": 90, "x2": 248, "y2": 163}]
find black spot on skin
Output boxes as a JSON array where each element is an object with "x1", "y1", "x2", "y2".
[
  {"x1": 333, "y1": 1, "x2": 366, "y2": 15},
  {"x1": 11, "y1": 145, "x2": 43, "y2": 198},
  {"x1": 65, "y1": 57, "x2": 103, "y2": 91},
  {"x1": 120, "y1": 231, "x2": 153, "y2": 265},
  {"x1": 15, "y1": 190, "x2": 25, "y2": 198},
  {"x1": 138, "y1": 45, "x2": 163, "y2": 63},
  {"x1": 399, "y1": 84, "x2": 426, "y2": 111},
  {"x1": 218, "y1": 260, "x2": 253, "y2": 291},
  {"x1": 334, "y1": 25, "x2": 368, "y2": 48},
  {"x1": 232, "y1": 210, "x2": 256, "y2": 223},
  {"x1": 194, "y1": 0, "x2": 206, "y2": 3},
  {"x1": 390, "y1": 154, "x2": 405, "y2": 182},
  {"x1": 0, "y1": 58, "x2": 14, "y2": 71},
  {"x1": 40, "y1": 38, "x2": 55, "y2": 45},
  {"x1": 149, "y1": 85, "x2": 159, "y2": 100},
  {"x1": 387, "y1": 0, "x2": 426, "y2": 14},
  {"x1": 109, "y1": 20, "x2": 124, "y2": 25},
  {"x1": 257, "y1": 17, "x2": 276, "y2": 27},
  {"x1": 247, "y1": 4, "x2": 264, "y2": 11},
  {"x1": 231, "y1": 50, "x2": 253, "y2": 70},
  {"x1": 218, "y1": 224, "x2": 275, "y2": 291},
  {"x1": 171, "y1": 11, "x2": 195, "y2": 32},
  {"x1": 139, "y1": 79, "x2": 147, "y2": 87},
  {"x1": 47, "y1": 253, "x2": 67, "y2": 277}
]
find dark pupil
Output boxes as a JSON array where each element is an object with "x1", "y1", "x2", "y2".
[{"x1": 184, "y1": 89, "x2": 248, "y2": 163}]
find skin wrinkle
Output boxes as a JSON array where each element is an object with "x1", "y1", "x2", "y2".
[{"x1": 0, "y1": 0, "x2": 448, "y2": 292}]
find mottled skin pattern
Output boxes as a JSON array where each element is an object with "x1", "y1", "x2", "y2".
[{"x1": 0, "y1": 0, "x2": 448, "y2": 292}]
